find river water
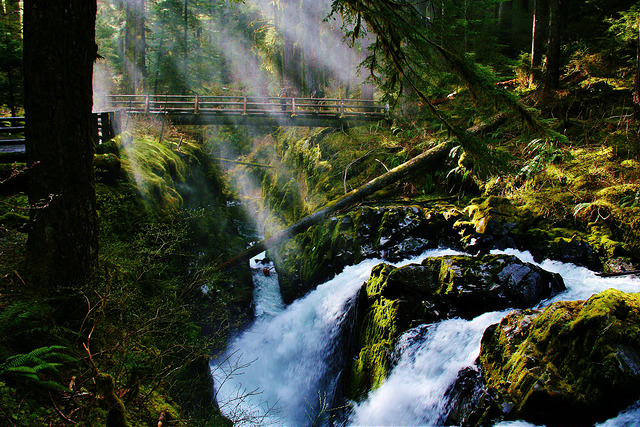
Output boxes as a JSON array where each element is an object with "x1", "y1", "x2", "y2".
[{"x1": 211, "y1": 248, "x2": 640, "y2": 426}]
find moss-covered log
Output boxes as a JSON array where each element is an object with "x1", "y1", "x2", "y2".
[
  {"x1": 217, "y1": 139, "x2": 455, "y2": 270},
  {"x1": 218, "y1": 113, "x2": 509, "y2": 270}
]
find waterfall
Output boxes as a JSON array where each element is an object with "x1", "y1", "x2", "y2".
[
  {"x1": 211, "y1": 248, "x2": 460, "y2": 426},
  {"x1": 348, "y1": 311, "x2": 508, "y2": 425},
  {"x1": 212, "y1": 248, "x2": 640, "y2": 426},
  {"x1": 212, "y1": 257, "x2": 383, "y2": 426},
  {"x1": 250, "y1": 254, "x2": 285, "y2": 318},
  {"x1": 348, "y1": 248, "x2": 640, "y2": 427}
]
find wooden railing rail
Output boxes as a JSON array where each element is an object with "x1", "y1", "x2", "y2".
[
  {"x1": 0, "y1": 116, "x2": 26, "y2": 146},
  {"x1": 106, "y1": 94, "x2": 389, "y2": 119}
]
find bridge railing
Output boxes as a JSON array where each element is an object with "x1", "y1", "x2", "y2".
[
  {"x1": 106, "y1": 94, "x2": 389, "y2": 118},
  {"x1": 0, "y1": 116, "x2": 25, "y2": 146}
]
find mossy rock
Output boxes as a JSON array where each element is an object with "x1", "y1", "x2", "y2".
[
  {"x1": 346, "y1": 254, "x2": 564, "y2": 402},
  {"x1": 274, "y1": 205, "x2": 451, "y2": 303},
  {"x1": 478, "y1": 289, "x2": 640, "y2": 426}
]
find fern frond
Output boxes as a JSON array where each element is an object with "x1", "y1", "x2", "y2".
[{"x1": 0, "y1": 345, "x2": 73, "y2": 382}]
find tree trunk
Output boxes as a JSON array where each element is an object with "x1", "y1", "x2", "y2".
[
  {"x1": 23, "y1": 0, "x2": 98, "y2": 287},
  {"x1": 634, "y1": 16, "x2": 640, "y2": 120},
  {"x1": 544, "y1": 0, "x2": 561, "y2": 92},
  {"x1": 124, "y1": 0, "x2": 146, "y2": 93},
  {"x1": 183, "y1": 0, "x2": 188, "y2": 94},
  {"x1": 2, "y1": 0, "x2": 22, "y2": 116},
  {"x1": 531, "y1": 0, "x2": 548, "y2": 68},
  {"x1": 498, "y1": 1, "x2": 514, "y2": 55}
]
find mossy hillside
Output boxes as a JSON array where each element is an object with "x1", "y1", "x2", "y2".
[
  {"x1": 240, "y1": 125, "x2": 455, "y2": 239},
  {"x1": 115, "y1": 131, "x2": 195, "y2": 213},
  {"x1": 479, "y1": 288, "x2": 640, "y2": 426},
  {"x1": 269, "y1": 126, "x2": 409, "y2": 208},
  {"x1": 486, "y1": 145, "x2": 640, "y2": 270},
  {"x1": 0, "y1": 124, "x2": 247, "y2": 426}
]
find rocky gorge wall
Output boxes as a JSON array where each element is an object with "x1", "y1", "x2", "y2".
[{"x1": 272, "y1": 196, "x2": 629, "y2": 305}]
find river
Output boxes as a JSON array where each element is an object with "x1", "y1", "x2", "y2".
[{"x1": 211, "y1": 248, "x2": 640, "y2": 426}]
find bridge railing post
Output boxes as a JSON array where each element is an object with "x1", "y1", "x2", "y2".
[
  {"x1": 291, "y1": 98, "x2": 296, "y2": 116},
  {"x1": 340, "y1": 99, "x2": 345, "y2": 116},
  {"x1": 194, "y1": 95, "x2": 199, "y2": 113},
  {"x1": 145, "y1": 95, "x2": 150, "y2": 113},
  {"x1": 243, "y1": 97, "x2": 247, "y2": 115}
]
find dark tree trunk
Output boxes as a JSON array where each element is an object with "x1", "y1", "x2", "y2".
[
  {"x1": 23, "y1": 0, "x2": 98, "y2": 287},
  {"x1": 531, "y1": 0, "x2": 548, "y2": 67},
  {"x1": 124, "y1": 0, "x2": 146, "y2": 93},
  {"x1": 634, "y1": 17, "x2": 640, "y2": 120},
  {"x1": 2, "y1": 0, "x2": 23, "y2": 116},
  {"x1": 183, "y1": 0, "x2": 188, "y2": 94},
  {"x1": 544, "y1": 0, "x2": 562, "y2": 92}
]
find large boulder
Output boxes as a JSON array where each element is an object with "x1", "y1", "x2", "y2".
[
  {"x1": 345, "y1": 254, "x2": 565, "y2": 401},
  {"x1": 476, "y1": 288, "x2": 640, "y2": 426}
]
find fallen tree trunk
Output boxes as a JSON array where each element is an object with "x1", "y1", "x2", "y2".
[
  {"x1": 217, "y1": 113, "x2": 508, "y2": 270},
  {"x1": 217, "y1": 139, "x2": 454, "y2": 270}
]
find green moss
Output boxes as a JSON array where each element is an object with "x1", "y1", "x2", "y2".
[
  {"x1": 349, "y1": 343, "x2": 393, "y2": 399},
  {"x1": 348, "y1": 296, "x2": 400, "y2": 399},
  {"x1": 0, "y1": 211, "x2": 28, "y2": 228},
  {"x1": 364, "y1": 263, "x2": 397, "y2": 297},
  {"x1": 96, "y1": 373, "x2": 128, "y2": 427},
  {"x1": 114, "y1": 132, "x2": 202, "y2": 214},
  {"x1": 480, "y1": 289, "x2": 640, "y2": 425}
]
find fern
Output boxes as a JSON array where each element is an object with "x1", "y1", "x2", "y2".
[
  {"x1": 0, "y1": 345, "x2": 75, "y2": 392},
  {"x1": 620, "y1": 190, "x2": 640, "y2": 208},
  {"x1": 0, "y1": 300, "x2": 52, "y2": 336},
  {"x1": 519, "y1": 137, "x2": 569, "y2": 178}
]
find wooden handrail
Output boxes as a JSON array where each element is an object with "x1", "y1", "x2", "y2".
[{"x1": 106, "y1": 94, "x2": 388, "y2": 118}]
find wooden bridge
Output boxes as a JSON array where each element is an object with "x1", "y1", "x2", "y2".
[
  {"x1": 107, "y1": 94, "x2": 389, "y2": 127},
  {"x1": 0, "y1": 113, "x2": 117, "y2": 162},
  {"x1": 0, "y1": 94, "x2": 388, "y2": 160}
]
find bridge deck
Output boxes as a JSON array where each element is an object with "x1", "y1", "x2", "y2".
[{"x1": 107, "y1": 94, "x2": 389, "y2": 127}]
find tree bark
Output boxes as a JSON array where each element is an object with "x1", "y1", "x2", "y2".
[
  {"x1": 634, "y1": 16, "x2": 640, "y2": 120},
  {"x1": 124, "y1": 0, "x2": 146, "y2": 93},
  {"x1": 531, "y1": 0, "x2": 548, "y2": 68},
  {"x1": 1, "y1": 0, "x2": 23, "y2": 116},
  {"x1": 544, "y1": 0, "x2": 562, "y2": 92},
  {"x1": 23, "y1": 0, "x2": 98, "y2": 287},
  {"x1": 498, "y1": 1, "x2": 514, "y2": 55}
]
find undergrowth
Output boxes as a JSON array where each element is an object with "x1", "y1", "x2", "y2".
[{"x1": 0, "y1": 119, "x2": 248, "y2": 426}]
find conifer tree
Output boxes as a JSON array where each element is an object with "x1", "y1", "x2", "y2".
[{"x1": 23, "y1": 0, "x2": 99, "y2": 288}]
